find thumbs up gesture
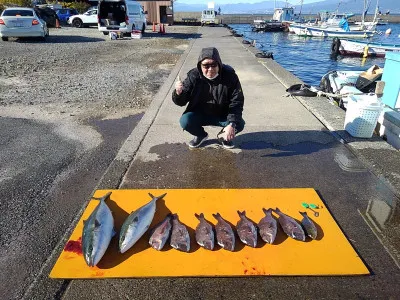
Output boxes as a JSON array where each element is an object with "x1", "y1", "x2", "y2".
[{"x1": 175, "y1": 75, "x2": 183, "y2": 95}]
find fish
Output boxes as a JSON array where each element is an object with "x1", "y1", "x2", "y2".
[
  {"x1": 82, "y1": 192, "x2": 114, "y2": 267},
  {"x1": 236, "y1": 211, "x2": 257, "y2": 248},
  {"x1": 274, "y1": 207, "x2": 305, "y2": 242},
  {"x1": 119, "y1": 192, "x2": 166, "y2": 254},
  {"x1": 300, "y1": 211, "x2": 318, "y2": 240},
  {"x1": 212, "y1": 213, "x2": 235, "y2": 251},
  {"x1": 149, "y1": 214, "x2": 172, "y2": 251},
  {"x1": 170, "y1": 214, "x2": 191, "y2": 252},
  {"x1": 195, "y1": 213, "x2": 214, "y2": 250},
  {"x1": 258, "y1": 208, "x2": 278, "y2": 244}
]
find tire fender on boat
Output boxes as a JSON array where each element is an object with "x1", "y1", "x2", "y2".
[
  {"x1": 286, "y1": 84, "x2": 318, "y2": 97},
  {"x1": 331, "y1": 37, "x2": 341, "y2": 55}
]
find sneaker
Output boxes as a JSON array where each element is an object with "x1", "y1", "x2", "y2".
[
  {"x1": 188, "y1": 132, "x2": 208, "y2": 148},
  {"x1": 217, "y1": 128, "x2": 235, "y2": 149},
  {"x1": 221, "y1": 139, "x2": 234, "y2": 149}
]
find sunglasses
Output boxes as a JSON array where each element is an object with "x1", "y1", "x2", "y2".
[{"x1": 201, "y1": 63, "x2": 218, "y2": 69}]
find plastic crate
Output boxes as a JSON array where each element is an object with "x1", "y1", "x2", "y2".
[{"x1": 344, "y1": 94, "x2": 383, "y2": 138}]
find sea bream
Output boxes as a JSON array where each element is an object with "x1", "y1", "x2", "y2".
[
  {"x1": 149, "y1": 214, "x2": 172, "y2": 251},
  {"x1": 119, "y1": 193, "x2": 166, "y2": 254},
  {"x1": 300, "y1": 211, "x2": 318, "y2": 240},
  {"x1": 258, "y1": 208, "x2": 277, "y2": 244},
  {"x1": 195, "y1": 213, "x2": 214, "y2": 250},
  {"x1": 236, "y1": 211, "x2": 257, "y2": 248},
  {"x1": 274, "y1": 207, "x2": 305, "y2": 242},
  {"x1": 82, "y1": 192, "x2": 114, "y2": 267},
  {"x1": 213, "y1": 213, "x2": 235, "y2": 251},
  {"x1": 170, "y1": 214, "x2": 191, "y2": 252}
]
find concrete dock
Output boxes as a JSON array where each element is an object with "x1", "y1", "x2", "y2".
[{"x1": 29, "y1": 26, "x2": 400, "y2": 299}]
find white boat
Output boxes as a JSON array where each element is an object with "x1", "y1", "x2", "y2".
[
  {"x1": 333, "y1": 38, "x2": 400, "y2": 57},
  {"x1": 252, "y1": 7, "x2": 294, "y2": 32},
  {"x1": 289, "y1": 23, "x2": 374, "y2": 38},
  {"x1": 319, "y1": 65, "x2": 383, "y2": 109}
]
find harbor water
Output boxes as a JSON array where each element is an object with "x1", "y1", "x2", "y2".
[{"x1": 229, "y1": 23, "x2": 400, "y2": 87}]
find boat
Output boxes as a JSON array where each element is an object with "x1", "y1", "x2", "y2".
[
  {"x1": 252, "y1": 7, "x2": 294, "y2": 32},
  {"x1": 289, "y1": 0, "x2": 376, "y2": 38},
  {"x1": 289, "y1": 23, "x2": 374, "y2": 38},
  {"x1": 319, "y1": 65, "x2": 383, "y2": 109},
  {"x1": 332, "y1": 38, "x2": 400, "y2": 57}
]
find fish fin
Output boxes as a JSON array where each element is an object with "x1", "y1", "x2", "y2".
[{"x1": 95, "y1": 220, "x2": 101, "y2": 228}]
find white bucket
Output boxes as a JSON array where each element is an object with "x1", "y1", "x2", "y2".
[
  {"x1": 344, "y1": 94, "x2": 384, "y2": 138},
  {"x1": 131, "y1": 30, "x2": 142, "y2": 39}
]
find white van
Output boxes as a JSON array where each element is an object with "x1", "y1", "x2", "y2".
[
  {"x1": 201, "y1": 9, "x2": 217, "y2": 26},
  {"x1": 97, "y1": 0, "x2": 147, "y2": 35}
]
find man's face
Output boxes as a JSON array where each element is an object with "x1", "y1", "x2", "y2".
[{"x1": 201, "y1": 58, "x2": 219, "y2": 79}]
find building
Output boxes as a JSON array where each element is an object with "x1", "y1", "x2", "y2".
[{"x1": 138, "y1": 0, "x2": 173, "y2": 25}]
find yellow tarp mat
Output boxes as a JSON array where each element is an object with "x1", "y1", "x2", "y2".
[{"x1": 50, "y1": 188, "x2": 369, "y2": 278}]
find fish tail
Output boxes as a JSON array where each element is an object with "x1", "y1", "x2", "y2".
[
  {"x1": 212, "y1": 213, "x2": 220, "y2": 220},
  {"x1": 262, "y1": 208, "x2": 272, "y2": 215},
  {"x1": 299, "y1": 211, "x2": 307, "y2": 217},
  {"x1": 237, "y1": 210, "x2": 245, "y2": 217},
  {"x1": 91, "y1": 191, "x2": 112, "y2": 202},
  {"x1": 148, "y1": 192, "x2": 167, "y2": 201},
  {"x1": 195, "y1": 213, "x2": 204, "y2": 220}
]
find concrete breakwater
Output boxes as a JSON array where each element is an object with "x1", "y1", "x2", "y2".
[{"x1": 174, "y1": 12, "x2": 400, "y2": 24}]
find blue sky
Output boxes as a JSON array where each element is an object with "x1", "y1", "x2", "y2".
[{"x1": 178, "y1": 0, "x2": 322, "y2": 4}]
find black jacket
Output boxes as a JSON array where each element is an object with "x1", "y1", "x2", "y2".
[{"x1": 172, "y1": 47, "x2": 244, "y2": 124}]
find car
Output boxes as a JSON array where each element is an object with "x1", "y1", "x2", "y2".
[
  {"x1": 67, "y1": 8, "x2": 97, "y2": 28},
  {"x1": 0, "y1": 7, "x2": 49, "y2": 41},
  {"x1": 97, "y1": 0, "x2": 147, "y2": 35},
  {"x1": 55, "y1": 8, "x2": 78, "y2": 23},
  {"x1": 34, "y1": 6, "x2": 58, "y2": 27}
]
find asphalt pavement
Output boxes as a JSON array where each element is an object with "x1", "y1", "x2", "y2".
[{"x1": 27, "y1": 26, "x2": 400, "y2": 299}]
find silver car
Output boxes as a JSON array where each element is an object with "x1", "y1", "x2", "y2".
[{"x1": 0, "y1": 7, "x2": 49, "y2": 41}]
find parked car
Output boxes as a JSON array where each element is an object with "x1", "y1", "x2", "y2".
[
  {"x1": 97, "y1": 0, "x2": 147, "y2": 35},
  {"x1": 67, "y1": 8, "x2": 97, "y2": 28},
  {"x1": 56, "y1": 8, "x2": 78, "y2": 23},
  {"x1": 0, "y1": 7, "x2": 49, "y2": 41},
  {"x1": 34, "y1": 6, "x2": 58, "y2": 27}
]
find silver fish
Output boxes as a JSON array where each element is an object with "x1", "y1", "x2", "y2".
[
  {"x1": 274, "y1": 207, "x2": 305, "y2": 242},
  {"x1": 212, "y1": 213, "x2": 235, "y2": 251},
  {"x1": 195, "y1": 213, "x2": 214, "y2": 250},
  {"x1": 258, "y1": 208, "x2": 277, "y2": 244},
  {"x1": 300, "y1": 211, "x2": 318, "y2": 240},
  {"x1": 119, "y1": 193, "x2": 166, "y2": 253},
  {"x1": 236, "y1": 211, "x2": 257, "y2": 248},
  {"x1": 170, "y1": 214, "x2": 190, "y2": 252},
  {"x1": 82, "y1": 192, "x2": 114, "y2": 267},
  {"x1": 149, "y1": 214, "x2": 172, "y2": 251}
]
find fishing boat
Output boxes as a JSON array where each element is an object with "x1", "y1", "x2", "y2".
[
  {"x1": 252, "y1": 7, "x2": 294, "y2": 32},
  {"x1": 319, "y1": 65, "x2": 383, "y2": 108},
  {"x1": 289, "y1": 23, "x2": 374, "y2": 38},
  {"x1": 332, "y1": 38, "x2": 400, "y2": 57}
]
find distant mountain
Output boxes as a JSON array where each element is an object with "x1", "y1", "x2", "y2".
[{"x1": 174, "y1": 0, "x2": 399, "y2": 14}]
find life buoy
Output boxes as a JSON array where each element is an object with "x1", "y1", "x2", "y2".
[
  {"x1": 286, "y1": 84, "x2": 318, "y2": 97},
  {"x1": 331, "y1": 37, "x2": 341, "y2": 55}
]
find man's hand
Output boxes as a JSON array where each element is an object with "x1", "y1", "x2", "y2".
[
  {"x1": 225, "y1": 123, "x2": 236, "y2": 141},
  {"x1": 175, "y1": 75, "x2": 183, "y2": 95}
]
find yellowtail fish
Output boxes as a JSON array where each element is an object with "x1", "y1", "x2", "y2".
[
  {"x1": 119, "y1": 193, "x2": 166, "y2": 253},
  {"x1": 82, "y1": 192, "x2": 114, "y2": 267}
]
